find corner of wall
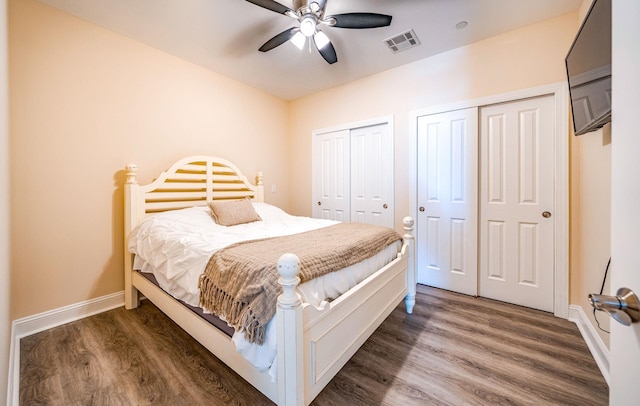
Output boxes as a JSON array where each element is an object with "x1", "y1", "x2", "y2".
[
  {"x1": 1, "y1": 0, "x2": 11, "y2": 402},
  {"x1": 7, "y1": 291, "x2": 126, "y2": 404}
]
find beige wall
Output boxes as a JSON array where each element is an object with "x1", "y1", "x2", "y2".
[
  {"x1": 1, "y1": 0, "x2": 10, "y2": 401},
  {"x1": 8, "y1": 0, "x2": 290, "y2": 320},
  {"x1": 568, "y1": 0, "x2": 612, "y2": 346},
  {"x1": 570, "y1": 126, "x2": 611, "y2": 345}
]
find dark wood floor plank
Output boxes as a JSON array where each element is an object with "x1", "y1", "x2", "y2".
[
  {"x1": 20, "y1": 329, "x2": 71, "y2": 405},
  {"x1": 20, "y1": 285, "x2": 608, "y2": 405}
]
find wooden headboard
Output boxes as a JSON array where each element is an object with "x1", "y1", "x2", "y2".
[{"x1": 124, "y1": 155, "x2": 264, "y2": 233}]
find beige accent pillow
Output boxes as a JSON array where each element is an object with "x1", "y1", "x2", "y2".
[{"x1": 208, "y1": 198, "x2": 261, "y2": 226}]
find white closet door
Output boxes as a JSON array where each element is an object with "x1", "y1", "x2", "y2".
[
  {"x1": 479, "y1": 95, "x2": 555, "y2": 312},
  {"x1": 350, "y1": 123, "x2": 394, "y2": 227},
  {"x1": 312, "y1": 129, "x2": 350, "y2": 221},
  {"x1": 416, "y1": 108, "x2": 478, "y2": 296}
]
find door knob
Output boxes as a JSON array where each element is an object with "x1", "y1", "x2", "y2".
[
  {"x1": 317, "y1": 201, "x2": 321, "y2": 206},
  {"x1": 419, "y1": 207, "x2": 425, "y2": 212},
  {"x1": 589, "y1": 287, "x2": 640, "y2": 326},
  {"x1": 542, "y1": 211, "x2": 552, "y2": 218},
  {"x1": 383, "y1": 204, "x2": 388, "y2": 209}
]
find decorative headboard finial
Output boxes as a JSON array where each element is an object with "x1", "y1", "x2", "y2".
[
  {"x1": 125, "y1": 163, "x2": 139, "y2": 185},
  {"x1": 403, "y1": 217, "x2": 415, "y2": 240},
  {"x1": 256, "y1": 171, "x2": 264, "y2": 186}
]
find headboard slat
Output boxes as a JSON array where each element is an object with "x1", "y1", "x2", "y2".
[
  {"x1": 145, "y1": 201, "x2": 207, "y2": 212},
  {"x1": 145, "y1": 191, "x2": 207, "y2": 201},
  {"x1": 149, "y1": 183, "x2": 208, "y2": 191},
  {"x1": 165, "y1": 172, "x2": 207, "y2": 181},
  {"x1": 211, "y1": 191, "x2": 255, "y2": 200}
]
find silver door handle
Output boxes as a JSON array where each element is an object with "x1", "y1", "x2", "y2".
[{"x1": 589, "y1": 287, "x2": 640, "y2": 326}]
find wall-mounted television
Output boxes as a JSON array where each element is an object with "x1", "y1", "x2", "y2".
[{"x1": 565, "y1": 0, "x2": 611, "y2": 136}]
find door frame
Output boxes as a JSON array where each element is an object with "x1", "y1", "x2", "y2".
[
  {"x1": 409, "y1": 82, "x2": 569, "y2": 318},
  {"x1": 312, "y1": 115, "x2": 394, "y2": 138}
]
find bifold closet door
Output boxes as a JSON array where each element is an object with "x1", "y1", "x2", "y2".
[
  {"x1": 416, "y1": 108, "x2": 478, "y2": 296},
  {"x1": 350, "y1": 123, "x2": 394, "y2": 227},
  {"x1": 312, "y1": 129, "x2": 350, "y2": 221},
  {"x1": 312, "y1": 123, "x2": 393, "y2": 227},
  {"x1": 479, "y1": 95, "x2": 555, "y2": 312}
]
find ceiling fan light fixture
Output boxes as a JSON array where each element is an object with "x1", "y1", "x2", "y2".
[
  {"x1": 314, "y1": 31, "x2": 330, "y2": 49},
  {"x1": 291, "y1": 31, "x2": 306, "y2": 49},
  {"x1": 300, "y1": 16, "x2": 317, "y2": 37},
  {"x1": 246, "y1": 0, "x2": 393, "y2": 65}
]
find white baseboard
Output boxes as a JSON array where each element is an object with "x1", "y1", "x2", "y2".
[
  {"x1": 7, "y1": 291, "x2": 125, "y2": 406},
  {"x1": 568, "y1": 304, "x2": 610, "y2": 386}
]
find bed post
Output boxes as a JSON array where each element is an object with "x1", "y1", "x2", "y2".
[
  {"x1": 255, "y1": 171, "x2": 265, "y2": 203},
  {"x1": 403, "y1": 217, "x2": 416, "y2": 314},
  {"x1": 276, "y1": 253, "x2": 304, "y2": 406},
  {"x1": 124, "y1": 163, "x2": 140, "y2": 309}
]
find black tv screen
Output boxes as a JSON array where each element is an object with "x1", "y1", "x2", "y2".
[{"x1": 565, "y1": 0, "x2": 612, "y2": 136}]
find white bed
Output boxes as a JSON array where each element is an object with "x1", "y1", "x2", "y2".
[{"x1": 123, "y1": 156, "x2": 415, "y2": 405}]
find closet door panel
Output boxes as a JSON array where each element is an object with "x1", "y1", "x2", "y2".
[
  {"x1": 416, "y1": 108, "x2": 478, "y2": 296},
  {"x1": 313, "y1": 129, "x2": 350, "y2": 221},
  {"x1": 479, "y1": 95, "x2": 555, "y2": 312},
  {"x1": 351, "y1": 123, "x2": 393, "y2": 228}
]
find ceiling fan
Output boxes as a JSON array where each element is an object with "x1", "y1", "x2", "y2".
[{"x1": 245, "y1": 0, "x2": 392, "y2": 64}]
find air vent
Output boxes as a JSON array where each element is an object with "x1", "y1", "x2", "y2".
[{"x1": 384, "y1": 29, "x2": 421, "y2": 53}]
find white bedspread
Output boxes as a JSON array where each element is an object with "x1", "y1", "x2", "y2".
[{"x1": 128, "y1": 202, "x2": 400, "y2": 378}]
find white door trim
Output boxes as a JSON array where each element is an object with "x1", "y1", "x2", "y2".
[
  {"x1": 312, "y1": 115, "x2": 394, "y2": 138},
  {"x1": 409, "y1": 82, "x2": 569, "y2": 318}
]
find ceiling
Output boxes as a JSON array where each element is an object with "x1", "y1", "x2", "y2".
[{"x1": 36, "y1": 0, "x2": 582, "y2": 101}]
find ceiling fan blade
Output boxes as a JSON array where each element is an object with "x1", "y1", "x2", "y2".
[
  {"x1": 259, "y1": 27, "x2": 297, "y2": 52},
  {"x1": 314, "y1": 34, "x2": 337, "y2": 64},
  {"x1": 245, "y1": 0, "x2": 294, "y2": 15},
  {"x1": 328, "y1": 13, "x2": 392, "y2": 29}
]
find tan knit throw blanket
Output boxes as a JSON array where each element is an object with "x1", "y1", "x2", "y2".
[{"x1": 198, "y1": 222, "x2": 402, "y2": 345}]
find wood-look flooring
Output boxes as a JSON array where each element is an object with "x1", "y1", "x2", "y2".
[{"x1": 20, "y1": 285, "x2": 608, "y2": 405}]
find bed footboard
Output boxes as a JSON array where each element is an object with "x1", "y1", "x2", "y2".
[{"x1": 275, "y1": 217, "x2": 415, "y2": 406}]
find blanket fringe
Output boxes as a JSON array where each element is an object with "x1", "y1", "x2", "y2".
[{"x1": 199, "y1": 275, "x2": 267, "y2": 345}]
